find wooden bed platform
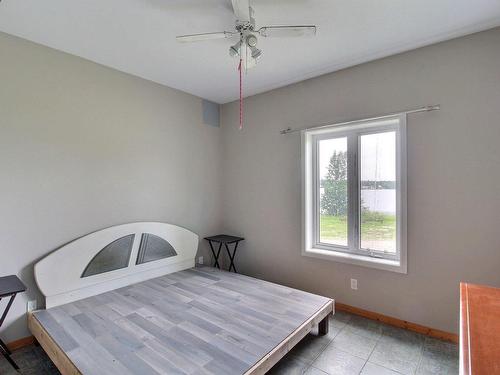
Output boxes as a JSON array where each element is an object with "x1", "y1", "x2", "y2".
[{"x1": 29, "y1": 267, "x2": 334, "y2": 375}]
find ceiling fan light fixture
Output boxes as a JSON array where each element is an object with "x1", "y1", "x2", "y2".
[
  {"x1": 245, "y1": 34, "x2": 258, "y2": 47},
  {"x1": 250, "y1": 46, "x2": 262, "y2": 59},
  {"x1": 229, "y1": 40, "x2": 242, "y2": 57}
]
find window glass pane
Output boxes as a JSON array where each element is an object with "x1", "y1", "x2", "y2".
[
  {"x1": 136, "y1": 233, "x2": 177, "y2": 264},
  {"x1": 319, "y1": 137, "x2": 348, "y2": 246},
  {"x1": 360, "y1": 131, "x2": 396, "y2": 253},
  {"x1": 82, "y1": 235, "x2": 134, "y2": 277}
]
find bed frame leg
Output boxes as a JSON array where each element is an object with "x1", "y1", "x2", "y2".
[{"x1": 318, "y1": 314, "x2": 330, "y2": 336}]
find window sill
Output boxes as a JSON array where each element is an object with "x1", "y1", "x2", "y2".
[{"x1": 302, "y1": 247, "x2": 407, "y2": 274}]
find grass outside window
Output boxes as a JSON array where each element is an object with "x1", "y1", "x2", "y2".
[{"x1": 320, "y1": 213, "x2": 396, "y2": 252}]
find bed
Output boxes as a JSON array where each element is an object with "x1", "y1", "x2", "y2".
[{"x1": 28, "y1": 222, "x2": 334, "y2": 375}]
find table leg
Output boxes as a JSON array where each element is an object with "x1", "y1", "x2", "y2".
[
  {"x1": 207, "y1": 240, "x2": 222, "y2": 269},
  {"x1": 0, "y1": 294, "x2": 19, "y2": 369},
  {"x1": 224, "y1": 242, "x2": 239, "y2": 273},
  {"x1": 0, "y1": 344, "x2": 19, "y2": 370},
  {"x1": 0, "y1": 295, "x2": 16, "y2": 353},
  {"x1": 0, "y1": 337, "x2": 10, "y2": 355},
  {"x1": 0, "y1": 295, "x2": 15, "y2": 329}
]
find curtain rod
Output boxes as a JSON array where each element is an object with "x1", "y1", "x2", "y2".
[{"x1": 279, "y1": 104, "x2": 440, "y2": 135}]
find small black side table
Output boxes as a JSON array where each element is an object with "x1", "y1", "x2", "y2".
[
  {"x1": 0, "y1": 275, "x2": 27, "y2": 371},
  {"x1": 204, "y1": 235, "x2": 244, "y2": 273}
]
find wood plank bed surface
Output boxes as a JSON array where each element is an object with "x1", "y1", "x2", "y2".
[{"x1": 31, "y1": 267, "x2": 333, "y2": 375}]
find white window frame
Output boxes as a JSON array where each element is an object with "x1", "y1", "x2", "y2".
[{"x1": 301, "y1": 115, "x2": 407, "y2": 273}]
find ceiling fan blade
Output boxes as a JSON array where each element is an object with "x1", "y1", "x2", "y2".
[
  {"x1": 258, "y1": 25, "x2": 317, "y2": 38},
  {"x1": 176, "y1": 31, "x2": 234, "y2": 43},
  {"x1": 231, "y1": 0, "x2": 250, "y2": 22}
]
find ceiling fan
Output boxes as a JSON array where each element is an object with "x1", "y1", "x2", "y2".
[{"x1": 176, "y1": 0, "x2": 317, "y2": 69}]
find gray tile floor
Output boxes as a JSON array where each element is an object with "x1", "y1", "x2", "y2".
[
  {"x1": 269, "y1": 312, "x2": 459, "y2": 375},
  {"x1": 0, "y1": 312, "x2": 458, "y2": 375},
  {"x1": 0, "y1": 345, "x2": 60, "y2": 375}
]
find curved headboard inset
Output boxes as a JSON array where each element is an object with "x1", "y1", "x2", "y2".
[{"x1": 35, "y1": 222, "x2": 199, "y2": 308}]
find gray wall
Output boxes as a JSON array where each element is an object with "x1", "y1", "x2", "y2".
[
  {"x1": 2, "y1": 27, "x2": 500, "y2": 343},
  {"x1": 220, "y1": 27, "x2": 500, "y2": 334},
  {"x1": 0, "y1": 32, "x2": 221, "y2": 342}
]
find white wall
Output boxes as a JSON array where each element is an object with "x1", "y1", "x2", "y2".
[
  {"x1": 0, "y1": 32, "x2": 222, "y2": 342},
  {"x1": 220, "y1": 27, "x2": 500, "y2": 334}
]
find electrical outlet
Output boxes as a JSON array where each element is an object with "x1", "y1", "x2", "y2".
[
  {"x1": 350, "y1": 278, "x2": 358, "y2": 290},
  {"x1": 27, "y1": 300, "x2": 37, "y2": 312},
  {"x1": 198, "y1": 256, "x2": 204, "y2": 265}
]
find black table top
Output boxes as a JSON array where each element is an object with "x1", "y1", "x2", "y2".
[
  {"x1": 0, "y1": 275, "x2": 27, "y2": 297},
  {"x1": 204, "y1": 235, "x2": 244, "y2": 244}
]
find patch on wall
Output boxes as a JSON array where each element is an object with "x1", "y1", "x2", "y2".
[{"x1": 202, "y1": 99, "x2": 220, "y2": 127}]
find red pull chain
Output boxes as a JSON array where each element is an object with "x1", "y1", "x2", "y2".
[{"x1": 238, "y1": 58, "x2": 243, "y2": 130}]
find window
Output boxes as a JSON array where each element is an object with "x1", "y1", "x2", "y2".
[
  {"x1": 302, "y1": 115, "x2": 407, "y2": 273},
  {"x1": 136, "y1": 233, "x2": 177, "y2": 265},
  {"x1": 81, "y1": 234, "x2": 134, "y2": 277}
]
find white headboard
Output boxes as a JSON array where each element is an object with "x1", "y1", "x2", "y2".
[{"x1": 35, "y1": 222, "x2": 198, "y2": 308}]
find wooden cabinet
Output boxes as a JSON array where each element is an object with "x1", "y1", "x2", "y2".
[{"x1": 460, "y1": 283, "x2": 500, "y2": 375}]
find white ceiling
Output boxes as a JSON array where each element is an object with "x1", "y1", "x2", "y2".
[{"x1": 1, "y1": 0, "x2": 500, "y2": 103}]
